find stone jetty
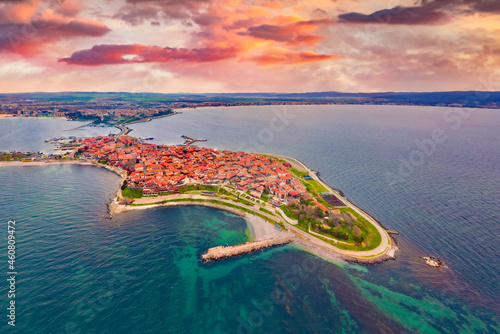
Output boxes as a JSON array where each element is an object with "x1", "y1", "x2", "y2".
[{"x1": 202, "y1": 236, "x2": 295, "y2": 261}]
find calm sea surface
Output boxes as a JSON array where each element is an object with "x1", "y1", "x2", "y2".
[
  {"x1": 0, "y1": 118, "x2": 117, "y2": 153},
  {"x1": 1, "y1": 105, "x2": 499, "y2": 333}
]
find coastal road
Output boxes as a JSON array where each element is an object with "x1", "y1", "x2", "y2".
[
  {"x1": 275, "y1": 154, "x2": 393, "y2": 259},
  {"x1": 123, "y1": 192, "x2": 394, "y2": 260}
]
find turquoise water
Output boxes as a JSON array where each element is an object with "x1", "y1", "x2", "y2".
[{"x1": 1, "y1": 105, "x2": 499, "y2": 333}]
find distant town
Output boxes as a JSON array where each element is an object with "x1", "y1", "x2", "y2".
[
  {"x1": 1, "y1": 90, "x2": 498, "y2": 126},
  {"x1": 0, "y1": 99, "x2": 174, "y2": 124},
  {"x1": 0, "y1": 99, "x2": 340, "y2": 125}
]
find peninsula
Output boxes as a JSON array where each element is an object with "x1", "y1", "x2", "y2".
[
  {"x1": 0, "y1": 135, "x2": 396, "y2": 263},
  {"x1": 73, "y1": 135, "x2": 396, "y2": 263}
]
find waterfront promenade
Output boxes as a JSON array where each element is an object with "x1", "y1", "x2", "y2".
[{"x1": 110, "y1": 192, "x2": 396, "y2": 263}]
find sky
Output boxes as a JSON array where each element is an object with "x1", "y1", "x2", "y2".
[{"x1": 0, "y1": 0, "x2": 499, "y2": 93}]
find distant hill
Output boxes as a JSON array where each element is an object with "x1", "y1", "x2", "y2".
[{"x1": 0, "y1": 91, "x2": 499, "y2": 108}]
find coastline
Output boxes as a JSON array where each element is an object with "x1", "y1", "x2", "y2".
[
  {"x1": 109, "y1": 197, "x2": 288, "y2": 242},
  {"x1": 270, "y1": 153, "x2": 397, "y2": 260},
  {"x1": 2, "y1": 103, "x2": 497, "y2": 127},
  {"x1": 1, "y1": 153, "x2": 397, "y2": 264},
  {"x1": 126, "y1": 110, "x2": 178, "y2": 126},
  {"x1": 0, "y1": 115, "x2": 68, "y2": 120},
  {"x1": 107, "y1": 195, "x2": 386, "y2": 264},
  {"x1": 0, "y1": 160, "x2": 127, "y2": 189},
  {"x1": 108, "y1": 193, "x2": 396, "y2": 263}
]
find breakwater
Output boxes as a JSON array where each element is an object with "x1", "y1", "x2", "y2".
[{"x1": 202, "y1": 236, "x2": 294, "y2": 261}]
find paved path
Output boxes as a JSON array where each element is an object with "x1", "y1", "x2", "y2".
[
  {"x1": 274, "y1": 154, "x2": 392, "y2": 258},
  {"x1": 128, "y1": 192, "x2": 392, "y2": 259}
]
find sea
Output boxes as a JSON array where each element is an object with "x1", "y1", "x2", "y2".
[{"x1": 0, "y1": 105, "x2": 499, "y2": 333}]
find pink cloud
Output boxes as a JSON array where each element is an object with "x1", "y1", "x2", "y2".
[
  {"x1": 239, "y1": 19, "x2": 333, "y2": 46},
  {"x1": 58, "y1": 44, "x2": 238, "y2": 65},
  {"x1": 0, "y1": 0, "x2": 111, "y2": 55}
]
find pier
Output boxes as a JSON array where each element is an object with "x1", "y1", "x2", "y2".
[
  {"x1": 202, "y1": 236, "x2": 294, "y2": 261},
  {"x1": 181, "y1": 135, "x2": 207, "y2": 146},
  {"x1": 64, "y1": 122, "x2": 92, "y2": 131}
]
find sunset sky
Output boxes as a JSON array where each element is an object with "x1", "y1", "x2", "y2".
[{"x1": 1, "y1": 0, "x2": 499, "y2": 93}]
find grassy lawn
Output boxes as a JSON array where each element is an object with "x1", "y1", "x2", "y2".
[
  {"x1": 289, "y1": 167, "x2": 329, "y2": 194},
  {"x1": 339, "y1": 207, "x2": 382, "y2": 250},
  {"x1": 238, "y1": 198, "x2": 254, "y2": 206},
  {"x1": 289, "y1": 167, "x2": 307, "y2": 178},
  {"x1": 260, "y1": 154, "x2": 287, "y2": 164},
  {"x1": 281, "y1": 204, "x2": 299, "y2": 220},
  {"x1": 219, "y1": 187, "x2": 233, "y2": 197},
  {"x1": 178, "y1": 185, "x2": 218, "y2": 194},
  {"x1": 308, "y1": 207, "x2": 382, "y2": 251},
  {"x1": 303, "y1": 179, "x2": 329, "y2": 194},
  {"x1": 122, "y1": 187, "x2": 143, "y2": 199},
  {"x1": 0, "y1": 153, "x2": 30, "y2": 161},
  {"x1": 314, "y1": 195, "x2": 332, "y2": 209},
  {"x1": 259, "y1": 207, "x2": 276, "y2": 217},
  {"x1": 310, "y1": 233, "x2": 379, "y2": 251}
]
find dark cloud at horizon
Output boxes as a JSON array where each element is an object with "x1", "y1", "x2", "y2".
[
  {"x1": 338, "y1": 0, "x2": 500, "y2": 25},
  {"x1": 338, "y1": 6, "x2": 449, "y2": 25}
]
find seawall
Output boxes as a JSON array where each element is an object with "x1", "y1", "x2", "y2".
[{"x1": 202, "y1": 236, "x2": 295, "y2": 261}]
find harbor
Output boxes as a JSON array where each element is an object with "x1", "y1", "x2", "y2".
[{"x1": 181, "y1": 135, "x2": 207, "y2": 146}]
